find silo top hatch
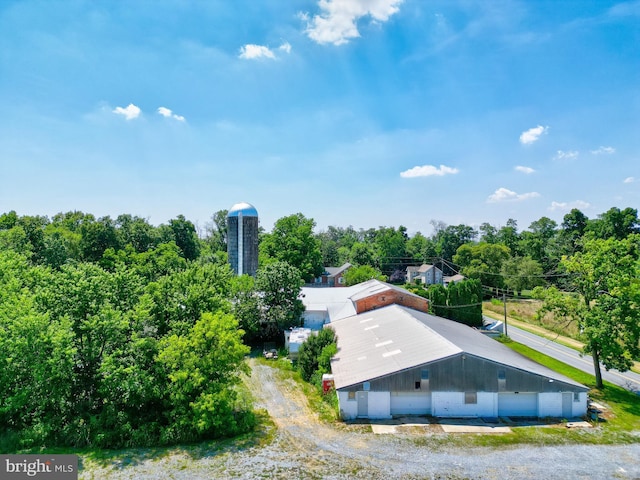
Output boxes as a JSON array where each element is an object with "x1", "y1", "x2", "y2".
[{"x1": 228, "y1": 202, "x2": 258, "y2": 217}]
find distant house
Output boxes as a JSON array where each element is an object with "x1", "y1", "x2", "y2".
[
  {"x1": 329, "y1": 304, "x2": 588, "y2": 420},
  {"x1": 443, "y1": 274, "x2": 465, "y2": 286},
  {"x1": 314, "y1": 263, "x2": 352, "y2": 287},
  {"x1": 406, "y1": 264, "x2": 443, "y2": 285},
  {"x1": 300, "y1": 279, "x2": 429, "y2": 330}
]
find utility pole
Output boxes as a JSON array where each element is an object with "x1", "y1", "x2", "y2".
[{"x1": 503, "y1": 289, "x2": 508, "y2": 336}]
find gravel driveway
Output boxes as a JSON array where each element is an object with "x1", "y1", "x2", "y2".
[{"x1": 82, "y1": 360, "x2": 640, "y2": 479}]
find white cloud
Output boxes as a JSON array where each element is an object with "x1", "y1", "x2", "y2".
[
  {"x1": 279, "y1": 42, "x2": 292, "y2": 54},
  {"x1": 553, "y1": 150, "x2": 579, "y2": 160},
  {"x1": 239, "y1": 44, "x2": 276, "y2": 59},
  {"x1": 400, "y1": 164, "x2": 459, "y2": 178},
  {"x1": 157, "y1": 107, "x2": 185, "y2": 122},
  {"x1": 624, "y1": 176, "x2": 635, "y2": 184},
  {"x1": 304, "y1": 0, "x2": 403, "y2": 46},
  {"x1": 515, "y1": 165, "x2": 535, "y2": 174},
  {"x1": 519, "y1": 125, "x2": 548, "y2": 145},
  {"x1": 591, "y1": 146, "x2": 616, "y2": 155},
  {"x1": 549, "y1": 200, "x2": 591, "y2": 212},
  {"x1": 487, "y1": 187, "x2": 540, "y2": 203},
  {"x1": 112, "y1": 103, "x2": 141, "y2": 120}
]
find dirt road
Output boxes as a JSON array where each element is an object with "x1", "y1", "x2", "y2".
[{"x1": 83, "y1": 359, "x2": 640, "y2": 479}]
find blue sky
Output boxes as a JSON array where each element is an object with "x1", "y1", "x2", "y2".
[{"x1": 1, "y1": 0, "x2": 638, "y2": 235}]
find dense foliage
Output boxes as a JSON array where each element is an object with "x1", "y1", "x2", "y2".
[
  {"x1": 0, "y1": 212, "x2": 255, "y2": 449},
  {"x1": 407, "y1": 279, "x2": 483, "y2": 328},
  {"x1": 297, "y1": 328, "x2": 338, "y2": 386}
]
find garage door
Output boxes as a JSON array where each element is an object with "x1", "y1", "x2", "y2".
[
  {"x1": 498, "y1": 393, "x2": 538, "y2": 417},
  {"x1": 390, "y1": 392, "x2": 431, "y2": 415}
]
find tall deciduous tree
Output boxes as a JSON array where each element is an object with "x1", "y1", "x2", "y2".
[
  {"x1": 205, "y1": 209, "x2": 229, "y2": 254},
  {"x1": 496, "y1": 218, "x2": 520, "y2": 255},
  {"x1": 537, "y1": 236, "x2": 640, "y2": 388},
  {"x1": 168, "y1": 214, "x2": 200, "y2": 261},
  {"x1": 259, "y1": 213, "x2": 323, "y2": 282},
  {"x1": 433, "y1": 224, "x2": 478, "y2": 268},
  {"x1": 519, "y1": 216, "x2": 558, "y2": 273},
  {"x1": 255, "y1": 261, "x2": 305, "y2": 339},
  {"x1": 501, "y1": 256, "x2": 545, "y2": 295},
  {"x1": 588, "y1": 207, "x2": 640, "y2": 240},
  {"x1": 453, "y1": 242, "x2": 510, "y2": 290}
]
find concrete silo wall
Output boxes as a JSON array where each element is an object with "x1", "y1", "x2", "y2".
[{"x1": 227, "y1": 214, "x2": 259, "y2": 276}]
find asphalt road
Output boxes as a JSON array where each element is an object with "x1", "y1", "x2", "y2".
[{"x1": 505, "y1": 322, "x2": 640, "y2": 393}]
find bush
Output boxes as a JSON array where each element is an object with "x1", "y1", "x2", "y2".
[{"x1": 297, "y1": 328, "x2": 337, "y2": 382}]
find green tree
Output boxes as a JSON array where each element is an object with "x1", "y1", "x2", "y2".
[
  {"x1": 79, "y1": 216, "x2": 120, "y2": 262},
  {"x1": 259, "y1": 213, "x2": 323, "y2": 282},
  {"x1": 424, "y1": 279, "x2": 482, "y2": 327},
  {"x1": 297, "y1": 328, "x2": 337, "y2": 383},
  {"x1": 453, "y1": 242, "x2": 510, "y2": 290},
  {"x1": 371, "y1": 226, "x2": 409, "y2": 275},
  {"x1": 588, "y1": 207, "x2": 640, "y2": 240},
  {"x1": 168, "y1": 214, "x2": 200, "y2": 261},
  {"x1": 479, "y1": 222, "x2": 498, "y2": 243},
  {"x1": 0, "y1": 210, "x2": 18, "y2": 230},
  {"x1": 115, "y1": 214, "x2": 159, "y2": 253},
  {"x1": 496, "y1": 218, "x2": 520, "y2": 255},
  {"x1": 230, "y1": 274, "x2": 262, "y2": 343},
  {"x1": 343, "y1": 264, "x2": 387, "y2": 286},
  {"x1": 144, "y1": 262, "x2": 233, "y2": 337},
  {"x1": 205, "y1": 209, "x2": 228, "y2": 254},
  {"x1": 157, "y1": 312, "x2": 252, "y2": 443},
  {"x1": 349, "y1": 241, "x2": 376, "y2": 267},
  {"x1": 559, "y1": 208, "x2": 589, "y2": 255},
  {"x1": 254, "y1": 261, "x2": 305, "y2": 339},
  {"x1": 519, "y1": 216, "x2": 558, "y2": 273},
  {"x1": 433, "y1": 223, "x2": 478, "y2": 267},
  {"x1": 537, "y1": 236, "x2": 640, "y2": 388},
  {"x1": 406, "y1": 232, "x2": 437, "y2": 264},
  {"x1": 0, "y1": 251, "x2": 75, "y2": 442},
  {"x1": 501, "y1": 256, "x2": 545, "y2": 295}
]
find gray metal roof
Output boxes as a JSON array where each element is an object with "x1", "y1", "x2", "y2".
[
  {"x1": 227, "y1": 202, "x2": 258, "y2": 217},
  {"x1": 329, "y1": 304, "x2": 587, "y2": 391},
  {"x1": 324, "y1": 262, "x2": 352, "y2": 277},
  {"x1": 302, "y1": 279, "x2": 427, "y2": 323}
]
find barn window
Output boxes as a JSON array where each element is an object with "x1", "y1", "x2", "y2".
[
  {"x1": 421, "y1": 370, "x2": 429, "y2": 380},
  {"x1": 415, "y1": 381, "x2": 421, "y2": 390},
  {"x1": 573, "y1": 392, "x2": 580, "y2": 402},
  {"x1": 348, "y1": 391, "x2": 356, "y2": 401},
  {"x1": 498, "y1": 370, "x2": 506, "y2": 380},
  {"x1": 363, "y1": 382, "x2": 370, "y2": 391},
  {"x1": 464, "y1": 392, "x2": 477, "y2": 404}
]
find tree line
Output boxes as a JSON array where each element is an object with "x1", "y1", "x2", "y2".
[{"x1": 1, "y1": 205, "x2": 639, "y2": 450}]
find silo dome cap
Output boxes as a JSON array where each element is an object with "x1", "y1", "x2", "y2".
[{"x1": 228, "y1": 202, "x2": 258, "y2": 217}]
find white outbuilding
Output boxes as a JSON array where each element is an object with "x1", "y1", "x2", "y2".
[{"x1": 329, "y1": 304, "x2": 588, "y2": 420}]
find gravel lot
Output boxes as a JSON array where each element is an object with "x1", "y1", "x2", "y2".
[{"x1": 82, "y1": 360, "x2": 640, "y2": 479}]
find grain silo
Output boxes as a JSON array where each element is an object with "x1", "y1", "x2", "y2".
[{"x1": 227, "y1": 202, "x2": 259, "y2": 276}]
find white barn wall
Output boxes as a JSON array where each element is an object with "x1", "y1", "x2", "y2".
[
  {"x1": 573, "y1": 392, "x2": 588, "y2": 417},
  {"x1": 538, "y1": 392, "x2": 563, "y2": 417},
  {"x1": 432, "y1": 392, "x2": 497, "y2": 417},
  {"x1": 338, "y1": 391, "x2": 357, "y2": 420},
  {"x1": 390, "y1": 391, "x2": 431, "y2": 415},
  {"x1": 302, "y1": 311, "x2": 328, "y2": 330},
  {"x1": 367, "y1": 392, "x2": 392, "y2": 419}
]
